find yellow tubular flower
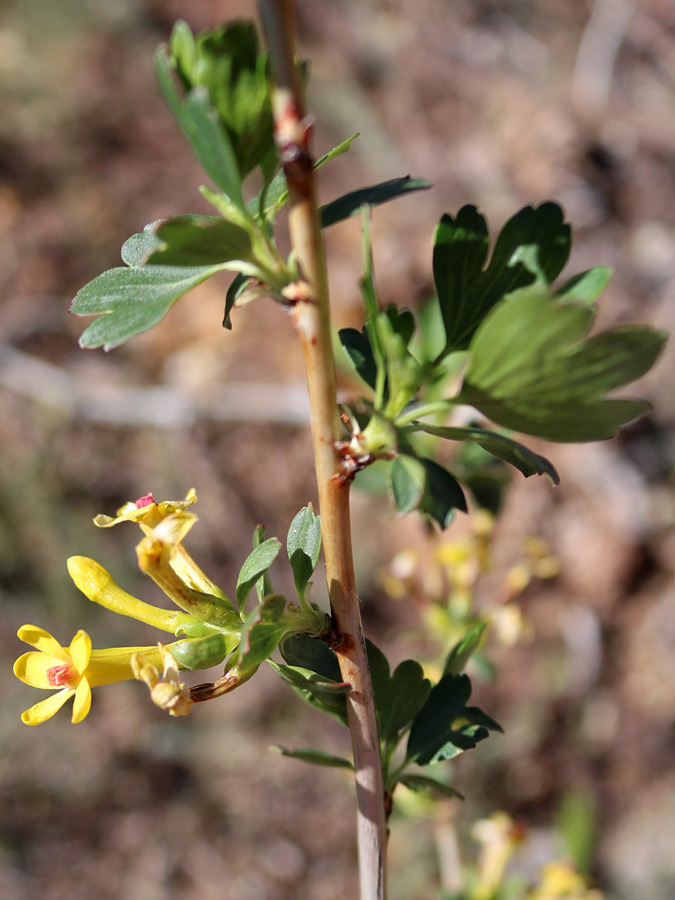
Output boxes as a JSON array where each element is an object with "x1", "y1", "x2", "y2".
[
  {"x1": 67, "y1": 556, "x2": 202, "y2": 633},
  {"x1": 93, "y1": 488, "x2": 198, "y2": 534},
  {"x1": 14, "y1": 625, "x2": 164, "y2": 726},
  {"x1": 95, "y1": 490, "x2": 227, "y2": 601}
]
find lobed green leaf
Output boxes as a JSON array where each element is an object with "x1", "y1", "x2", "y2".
[
  {"x1": 145, "y1": 215, "x2": 253, "y2": 267},
  {"x1": 72, "y1": 263, "x2": 227, "y2": 351},
  {"x1": 458, "y1": 289, "x2": 667, "y2": 441},
  {"x1": 433, "y1": 202, "x2": 570, "y2": 354},
  {"x1": 367, "y1": 642, "x2": 432, "y2": 747},
  {"x1": 406, "y1": 673, "x2": 501, "y2": 766}
]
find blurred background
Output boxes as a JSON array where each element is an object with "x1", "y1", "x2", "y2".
[{"x1": 1, "y1": 1, "x2": 674, "y2": 898}]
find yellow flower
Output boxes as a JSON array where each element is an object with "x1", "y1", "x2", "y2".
[
  {"x1": 529, "y1": 861, "x2": 604, "y2": 900},
  {"x1": 67, "y1": 555, "x2": 201, "y2": 633},
  {"x1": 132, "y1": 644, "x2": 192, "y2": 717},
  {"x1": 14, "y1": 625, "x2": 164, "y2": 726},
  {"x1": 94, "y1": 490, "x2": 229, "y2": 602},
  {"x1": 93, "y1": 488, "x2": 198, "y2": 533}
]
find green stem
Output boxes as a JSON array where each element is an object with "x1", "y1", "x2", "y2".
[
  {"x1": 258, "y1": 2, "x2": 388, "y2": 897},
  {"x1": 395, "y1": 400, "x2": 456, "y2": 428}
]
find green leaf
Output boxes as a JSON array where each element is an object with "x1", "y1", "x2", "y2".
[
  {"x1": 406, "y1": 673, "x2": 501, "y2": 765},
  {"x1": 367, "y1": 642, "x2": 432, "y2": 747},
  {"x1": 433, "y1": 202, "x2": 570, "y2": 354},
  {"x1": 397, "y1": 774, "x2": 464, "y2": 800},
  {"x1": 272, "y1": 746, "x2": 353, "y2": 770},
  {"x1": 155, "y1": 47, "x2": 244, "y2": 207},
  {"x1": 409, "y1": 424, "x2": 560, "y2": 484},
  {"x1": 235, "y1": 537, "x2": 282, "y2": 610},
  {"x1": 169, "y1": 21, "x2": 276, "y2": 180},
  {"x1": 237, "y1": 593, "x2": 288, "y2": 675},
  {"x1": 121, "y1": 222, "x2": 165, "y2": 265},
  {"x1": 286, "y1": 505, "x2": 322, "y2": 597},
  {"x1": 320, "y1": 176, "x2": 431, "y2": 228},
  {"x1": 280, "y1": 633, "x2": 342, "y2": 682},
  {"x1": 384, "y1": 305, "x2": 415, "y2": 347},
  {"x1": 145, "y1": 215, "x2": 253, "y2": 267},
  {"x1": 443, "y1": 623, "x2": 485, "y2": 676},
  {"x1": 555, "y1": 266, "x2": 612, "y2": 305},
  {"x1": 458, "y1": 289, "x2": 667, "y2": 441},
  {"x1": 72, "y1": 262, "x2": 226, "y2": 350},
  {"x1": 418, "y1": 458, "x2": 467, "y2": 528},
  {"x1": 389, "y1": 455, "x2": 425, "y2": 514},
  {"x1": 269, "y1": 660, "x2": 350, "y2": 724},
  {"x1": 339, "y1": 326, "x2": 378, "y2": 390},
  {"x1": 253, "y1": 525, "x2": 274, "y2": 602},
  {"x1": 223, "y1": 272, "x2": 249, "y2": 329},
  {"x1": 376, "y1": 312, "x2": 423, "y2": 417},
  {"x1": 388, "y1": 455, "x2": 467, "y2": 526}
]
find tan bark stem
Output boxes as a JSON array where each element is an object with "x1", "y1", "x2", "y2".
[{"x1": 258, "y1": 1, "x2": 388, "y2": 897}]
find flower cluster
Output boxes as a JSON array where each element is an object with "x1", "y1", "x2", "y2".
[
  {"x1": 14, "y1": 491, "x2": 240, "y2": 725},
  {"x1": 14, "y1": 490, "x2": 329, "y2": 726}
]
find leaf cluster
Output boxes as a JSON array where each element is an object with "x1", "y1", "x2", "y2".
[
  {"x1": 67, "y1": 21, "x2": 662, "y2": 532},
  {"x1": 173, "y1": 506, "x2": 328, "y2": 680},
  {"x1": 70, "y1": 21, "x2": 429, "y2": 350},
  {"x1": 339, "y1": 204, "x2": 666, "y2": 526},
  {"x1": 274, "y1": 622, "x2": 500, "y2": 806}
]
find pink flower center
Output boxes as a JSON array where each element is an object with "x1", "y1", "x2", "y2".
[
  {"x1": 47, "y1": 663, "x2": 76, "y2": 687},
  {"x1": 135, "y1": 493, "x2": 156, "y2": 509}
]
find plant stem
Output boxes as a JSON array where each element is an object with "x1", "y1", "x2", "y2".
[{"x1": 258, "y1": 1, "x2": 388, "y2": 897}]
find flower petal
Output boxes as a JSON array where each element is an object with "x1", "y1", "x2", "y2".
[
  {"x1": 150, "y1": 511, "x2": 198, "y2": 546},
  {"x1": 17, "y1": 626, "x2": 68, "y2": 659},
  {"x1": 21, "y1": 688, "x2": 74, "y2": 725},
  {"x1": 94, "y1": 489, "x2": 197, "y2": 529},
  {"x1": 14, "y1": 651, "x2": 71, "y2": 688},
  {"x1": 71, "y1": 677, "x2": 92, "y2": 723},
  {"x1": 69, "y1": 630, "x2": 92, "y2": 673}
]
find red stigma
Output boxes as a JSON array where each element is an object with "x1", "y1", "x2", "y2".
[
  {"x1": 47, "y1": 663, "x2": 74, "y2": 687},
  {"x1": 135, "y1": 493, "x2": 156, "y2": 509}
]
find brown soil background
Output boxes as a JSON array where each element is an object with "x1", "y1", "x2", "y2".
[{"x1": 1, "y1": 1, "x2": 674, "y2": 898}]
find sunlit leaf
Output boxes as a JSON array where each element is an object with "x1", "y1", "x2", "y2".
[
  {"x1": 145, "y1": 215, "x2": 253, "y2": 267},
  {"x1": 458, "y1": 289, "x2": 667, "y2": 441},
  {"x1": 155, "y1": 46, "x2": 244, "y2": 207},
  {"x1": 235, "y1": 538, "x2": 281, "y2": 611},
  {"x1": 72, "y1": 263, "x2": 227, "y2": 351},
  {"x1": 286, "y1": 505, "x2": 322, "y2": 597}
]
